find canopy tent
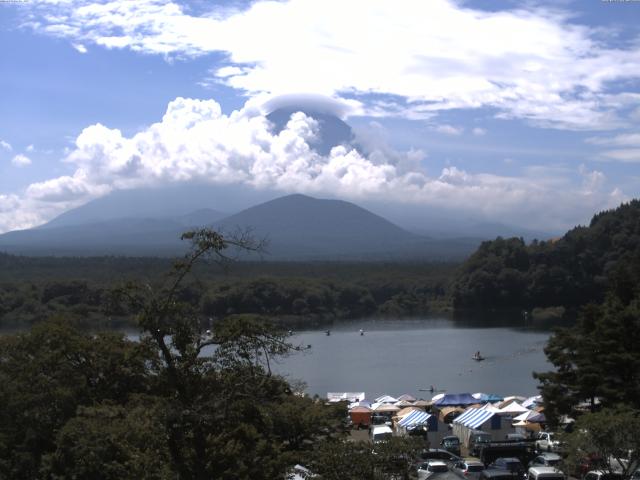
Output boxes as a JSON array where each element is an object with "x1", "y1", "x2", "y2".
[
  {"x1": 395, "y1": 400, "x2": 415, "y2": 408},
  {"x1": 528, "y1": 412, "x2": 546, "y2": 423},
  {"x1": 433, "y1": 393, "x2": 478, "y2": 406},
  {"x1": 453, "y1": 408, "x2": 497, "y2": 430},
  {"x1": 481, "y1": 403, "x2": 502, "y2": 413},
  {"x1": 372, "y1": 403, "x2": 401, "y2": 413},
  {"x1": 375, "y1": 395, "x2": 399, "y2": 404},
  {"x1": 397, "y1": 394, "x2": 417, "y2": 402},
  {"x1": 438, "y1": 406, "x2": 464, "y2": 423},
  {"x1": 327, "y1": 392, "x2": 365, "y2": 403},
  {"x1": 499, "y1": 402, "x2": 529, "y2": 414},
  {"x1": 413, "y1": 399, "x2": 431, "y2": 407},
  {"x1": 348, "y1": 400, "x2": 371, "y2": 409},
  {"x1": 396, "y1": 406, "x2": 422, "y2": 418},
  {"x1": 522, "y1": 395, "x2": 542, "y2": 408},
  {"x1": 473, "y1": 393, "x2": 505, "y2": 403},
  {"x1": 513, "y1": 410, "x2": 538, "y2": 422},
  {"x1": 499, "y1": 397, "x2": 526, "y2": 408},
  {"x1": 431, "y1": 393, "x2": 445, "y2": 402},
  {"x1": 398, "y1": 410, "x2": 432, "y2": 428},
  {"x1": 349, "y1": 406, "x2": 372, "y2": 427}
]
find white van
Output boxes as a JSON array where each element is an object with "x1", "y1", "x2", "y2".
[
  {"x1": 370, "y1": 425, "x2": 393, "y2": 443},
  {"x1": 527, "y1": 466, "x2": 565, "y2": 480}
]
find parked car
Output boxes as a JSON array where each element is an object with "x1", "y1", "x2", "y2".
[
  {"x1": 469, "y1": 431, "x2": 493, "y2": 456},
  {"x1": 419, "y1": 448, "x2": 461, "y2": 463},
  {"x1": 488, "y1": 457, "x2": 526, "y2": 480},
  {"x1": 529, "y1": 453, "x2": 562, "y2": 469},
  {"x1": 527, "y1": 466, "x2": 565, "y2": 480},
  {"x1": 417, "y1": 460, "x2": 449, "y2": 479},
  {"x1": 583, "y1": 471, "x2": 624, "y2": 480},
  {"x1": 452, "y1": 459, "x2": 485, "y2": 480},
  {"x1": 536, "y1": 432, "x2": 561, "y2": 452},
  {"x1": 479, "y1": 469, "x2": 520, "y2": 480},
  {"x1": 441, "y1": 436, "x2": 462, "y2": 456},
  {"x1": 370, "y1": 425, "x2": 393, "y2": 443}
]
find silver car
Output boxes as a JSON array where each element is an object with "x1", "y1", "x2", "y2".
[
  {"x1": 453, "y1": 459, "x2": 486, "y2": 480},
  {"x1": 418, "y1": 460, "x2": 450, "y2": 479}
]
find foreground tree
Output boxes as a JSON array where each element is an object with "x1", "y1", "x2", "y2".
[
  {"x1": 561, "y1": 408, "x2": 640, "y2": 479},
  {"x1": 534, "y1": 292, "x2": 640, "y2": 424},
  {"x1": 0, "y1": 228, "x2": 347, "y2": 479}
]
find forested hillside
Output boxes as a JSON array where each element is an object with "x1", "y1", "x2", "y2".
[
  {"x1": 0, "y1": 257, "x2": 454, "y2": 329},
  {"x1": 451, "y1": 200, "x2": 640, "y2": 310}
]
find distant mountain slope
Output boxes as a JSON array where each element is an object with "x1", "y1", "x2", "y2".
[
  {"x1": 0, "y1": 193, "x2": 480, "y2": 260},
  {"x1": 39, "y1": 184, "x2": 267, "y2": 230},
  {"x1": 215, "y1": 193, "x2": 426, "y2": 259}
]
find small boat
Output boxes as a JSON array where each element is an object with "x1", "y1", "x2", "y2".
[
  {"x1": 326, "y1": 330, "x2": 331, "y2": 336},
  {"x1": 472, "y1": 355, "x2": 485, "y2": 361},
  {"x1": 359, "y1": 329, "x2": 364, "y2": 336}
]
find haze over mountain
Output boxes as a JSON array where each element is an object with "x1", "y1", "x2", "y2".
[{"x1": 0, "y1": 193, "x2": 481, "y2": 260}]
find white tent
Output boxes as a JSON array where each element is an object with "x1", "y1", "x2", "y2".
[
  {"x1": 482, "y1": 403, "x2": 502, "y2": 413},
  {"x1": 375, "y1": 395, "x2": 399, "y2": 404},
  {"x1": 327, "y1": 392, "x2": 365, "y2": 403},
  {"x1": 513, "y1": 410, "x2": 538, "y2": 422},
  {"x1": 499, "y1": 402, "x2": 529, "y2": 414}
]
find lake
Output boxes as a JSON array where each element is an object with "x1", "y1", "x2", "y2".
[{"x1": 271, "y1": 315, "x2": 554, "y2": 401}]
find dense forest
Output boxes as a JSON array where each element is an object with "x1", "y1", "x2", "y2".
[
  {"x1": 2, "y1": 201, "x2": 640, "y2": 330},
  {"x1": 0, "y1": 256, "x2": 454, "y2": 329},
  {"x1": 451, "y1": 200, "x2": 640, "y2": 312}
]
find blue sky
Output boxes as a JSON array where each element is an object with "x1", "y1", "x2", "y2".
[{"x1": 1, "y1": 0, "x2": 639, "y2": 233}]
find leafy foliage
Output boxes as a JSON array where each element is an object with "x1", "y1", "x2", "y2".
[
  {"x1": 452, "y1": 200, "x2": 640, "y2": 310},
  {"x1": 0, "y1": 229, "x2": 349, "y2": 479}
]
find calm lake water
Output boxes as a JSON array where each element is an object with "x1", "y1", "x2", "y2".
[{"x1": 271, "y1": 316, "x2": 554, "y2": 400}]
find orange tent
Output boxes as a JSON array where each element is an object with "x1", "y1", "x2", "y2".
[{"x1": 350, "y1": 406, "x2": 372, "y2": 427}]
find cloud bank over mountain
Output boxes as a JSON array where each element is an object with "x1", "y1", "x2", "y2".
[{"x1": 0, "y1": 97, "x2": 624, "y2": 234}]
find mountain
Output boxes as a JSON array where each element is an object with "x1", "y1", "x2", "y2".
[
  {"x1": 215, "y1": 193, "x2": 420, "y2": 259},
  {"x1": 0, "y1": 193, "x2": 480, "y2": 259},
  {"x1": 39, "y1": 184, "x2": 267, "y2": 230}
]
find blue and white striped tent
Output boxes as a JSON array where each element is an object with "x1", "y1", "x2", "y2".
[
  {"x1": 398, "y1": 410, "x2": 432, "y2": 428},
  {"x1": 453, "y1": 408, "x2": 495, "y2": 429}
]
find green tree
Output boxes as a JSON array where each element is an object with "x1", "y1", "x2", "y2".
[{"x1": 561, "y1": 408, "x2": 640, "y2": 479}]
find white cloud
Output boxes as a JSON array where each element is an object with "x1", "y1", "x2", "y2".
[
  {"x1": 26, "y1": 144, "x2": 35, "y2": 152},
  {"x1": 22, "y1": 0, "x2": 640, "y2": 130},
  {"x1": 0, "y1": 96, "x2": 627, "y2": 234},
  {"x1": 0, "y1": 140, "x2": 11, "y2": 151},
  {"x1": 72, "y1": 43, "x2": 87, "y2": 53},
  {"x1": 472, "y1": 127, "x2": 487, "y2": 136},
  {"x1": 432, "y1": 124, "x2": 464, "y2": 136},
  {"x1": 586, "y1": 132, "x2": 640, "y2": 147},
  {"x1": 599, "y1": 149, "x2": 640, "y2": 163},
  {"x1": 11, "y1": 154, "x2": 32, "y2": 167}
]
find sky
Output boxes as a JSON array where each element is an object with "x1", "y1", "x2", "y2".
[{"x1": 1, "y1": 0, "x2": 639, "y2": 234}]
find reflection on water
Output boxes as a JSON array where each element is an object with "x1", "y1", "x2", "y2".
[{"x1": 273, "y1": 315, "x2": 555, "y2": 400}]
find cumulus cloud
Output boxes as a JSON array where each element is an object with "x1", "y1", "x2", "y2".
[
  {"x1": 432, "y1": 124, "x2": 464, "y2": 136},
  {"x1": 72, "y1": 43, "x2": 87, "y2": 53},
  {"x1": 21, "y1": 0, "x2": 640, "y2": 130},
  {"x1": 0, "y1": 96, "x2": 628, "y2": 234},
  {"x1": 11, "y1": 154, "x2": 32, "y2": 167},
  {"x1": 472, "y1": 127, "x2": 487, "y2": 136},
  {"x1": 0, "y1": 140, "x2": 11, "y2": 151}
]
